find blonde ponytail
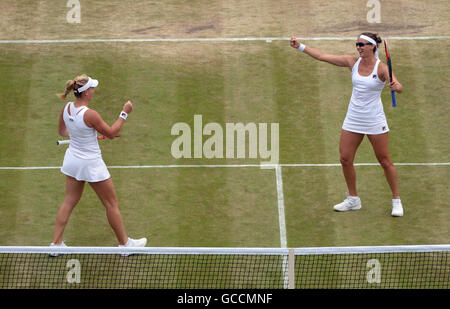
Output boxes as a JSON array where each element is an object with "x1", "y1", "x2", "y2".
[
  {"x1": 57, "y1": 74, "x2": 90, "y2": 100},
  {"x1": 58, "y1": 80, "x2": 75, "y2": 100}
]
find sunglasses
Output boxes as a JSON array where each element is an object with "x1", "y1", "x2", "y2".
[{"x1": 356, "y1": 42, "x2": 373, "y2": 47}]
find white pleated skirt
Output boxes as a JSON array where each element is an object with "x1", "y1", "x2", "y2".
[{"x1": 61, "y1": 148, "x2": 111, "y2": 182}]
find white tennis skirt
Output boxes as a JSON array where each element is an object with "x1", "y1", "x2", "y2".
[
  {"x1": 342, "y1": 117, "x2": 390, "y2": 135},
  {"x1": 61, "y1": 149, "x2": 111, "y2": 182}
]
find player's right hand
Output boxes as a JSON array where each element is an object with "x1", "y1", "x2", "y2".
[
  {"x1": 123, "y1": 101, "x2": 133, "y2": 114},
  {"x1": 290, "y1": 37, "x2": 300, "y2": 49}
]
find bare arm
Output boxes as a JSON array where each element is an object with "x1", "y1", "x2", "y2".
[
  {"x1": 290, "y1": 37, "x2": 357, "y2": 69},
  {"x1": 58, "y1": 104, "x2": 69, "y2": 137},
  {"x1": 84, "y1": 101, "x2": 133, "y2": 139},
  {"x1": 378, "y1": 62, "x2": 403, "y2": 93}
]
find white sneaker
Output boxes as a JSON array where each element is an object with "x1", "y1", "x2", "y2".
[
  {"x1": 333, "y1": 196, "x2": 362, "y2": 212},
  {"x1": 49, "y1": 241, "x2": 67, "y2": 257},
  {"x1": 121, "y1": 237, "x2": 147, "y2": 247},
  {"x1": 118, "y1": 237, "x2": 147, "y2": 256},
  {"x1": 391, "y1": 199, "x2": 404, "y2": 217}
]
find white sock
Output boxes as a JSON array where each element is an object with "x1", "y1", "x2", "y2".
[
  {"x1": 348, "y1": 195, "x2": 359, "y2": 200},
  {"x1": 392, "y1": 198, "x2": 401, "y2": 204}
]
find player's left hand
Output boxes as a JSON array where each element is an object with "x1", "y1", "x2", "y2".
[
  {"x1": 389, "y1": 81, "x2": 401, "y2": 92},
  {"x1": 290, "y1": 37, "x2": 300, "y2": 49}
]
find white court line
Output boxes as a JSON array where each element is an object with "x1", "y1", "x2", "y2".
[
  {"x1": 0, "y1": 162, "x2": 449, "y2": 170},
  {"x1": 275, "y1": 165, "x2": 289, "y2": 288},
  {"x1": 275, "y1": 165, "x2": 287, "y2": 249},
  {"x1": 0, "y1": 36, "x2": 449, "y2": 44},
  {"x1": 282, "y1": 162, "x2": 450, "y2": 167}
]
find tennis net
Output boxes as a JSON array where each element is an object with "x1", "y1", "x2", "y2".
[{"x1": 0, "y1": 245, "x2": 448, "y2": 289}]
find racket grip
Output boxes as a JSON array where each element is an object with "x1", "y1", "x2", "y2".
[
  {"x1": 56, "y1": 140, "x2": 70, "y2": 146},
  {"x1": 391, "y1": 91, "x2": 397, "y2": 107}
]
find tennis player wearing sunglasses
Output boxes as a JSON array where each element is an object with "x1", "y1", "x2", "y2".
[{"x1": 290, "y1": 33, "x2": 403, "y2": 217}]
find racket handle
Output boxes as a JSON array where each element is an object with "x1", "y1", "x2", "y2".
[
  {"x1": 56, "y1": 140, "x2": 70, "y2": 146},
  {"x1": 391, "y1": 91, "x2": 397, "y2": 107},
  {"x1": 57, "y1": 135, "x2": 120, "y2": 146},
  {"x1": 98, "y1": 134, "x2": 121, "y2": 140}
]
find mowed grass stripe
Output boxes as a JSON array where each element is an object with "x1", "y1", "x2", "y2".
[
  {"x1": 0, "y1": 171, "x2": 63, "y2": 246},
  {"x1": 397, "y1": 40, "x2": 450, "y2": 239},
  {"x1": 385, "y1": 40, "x2": 429, "y2": 164},
  {"x1": 306, "y1": 41, "x2": 351, "y2": 246},
  {"x1": 221, "y1": 42, "x2": 282, "y2": 246},
  {"x1": 404, "y1": 40, "x2": 450, "y2": 162},
  {"x1": 0, "y1": 50, "x2": 33, "y2": 166},
  {"x1": 0, "y1": 49, "x2": 36, "y2": 242},
  {"x1": 283, "y1": 167, "x2": 338, "y2": 247},
  {"x1": 169, "y1": 42, "x2": 230, "y2": 246},
  {"x1": 4, "y1": 47, "x2": 55, "y2": 244},
  {"x1": 15, "y1": 44, "x2": 51, "y2": 245}
]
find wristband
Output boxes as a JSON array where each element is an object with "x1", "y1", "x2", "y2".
[
  {"x1": 119, "y1": 111, "x2": 128, "y2": 120},
  {"x1": 298, "y1": 43, "x2": 306, "y2": 52}
]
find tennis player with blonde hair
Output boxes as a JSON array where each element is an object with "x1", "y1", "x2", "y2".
[
  {"x1": 51, "y1": 74, "x2": 147, "y2": 248},
  {"x1": 290, "y1": 33, "x2": 404, "y2": 217}
]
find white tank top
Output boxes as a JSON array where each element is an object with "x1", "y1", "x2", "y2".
[
  {"x1": 347, "y1": 58, "x2": 386, "y2": 124},
  {"x1": 63, "y1": 102, "x2": 101, "y2": 159}
]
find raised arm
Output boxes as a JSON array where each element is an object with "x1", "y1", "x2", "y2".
[
  {"x1": 290, "y1": 37, "x2": 357, "y2": 69},
  {"x1": 84, "y1": 101, "x2": 133, "y2": 139}
]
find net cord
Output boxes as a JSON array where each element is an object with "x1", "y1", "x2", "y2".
[{"x1": 0, "y1": 244, "x2": 448, "y2": 255}]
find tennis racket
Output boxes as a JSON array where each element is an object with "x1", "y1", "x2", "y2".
[
  {"x1": 384, "y1": 39, "x2": 397, "y2": 107},
  {"x1": 57, "y1": 134, "x2": 121, "y2": 146}
]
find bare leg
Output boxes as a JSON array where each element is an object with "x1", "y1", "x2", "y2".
[
  {"x1": 53, "y1": 176, "x2": 85, "y2": 244},
  {"x1": 367, "y1": 133, "x2": 399, "y2": 199},
  {"x1": 89, "y1": 178, "x2": 128, "y2": 245},
  {"x1": 339, "y1": 130, "x2": 365, "y2": 196}
]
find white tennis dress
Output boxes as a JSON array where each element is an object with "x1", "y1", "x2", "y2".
[
  {"x1": 342, "y1": 58, "x2": 389, "y2": 135},
  {"x1": 61, "y1": 102, "x2": 111, "y2": 182}
]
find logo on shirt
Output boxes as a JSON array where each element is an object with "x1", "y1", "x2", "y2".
[
  {"x1": 372, "y1": 74, "x2": 377, "y2": 79},
  {"x1": 382, "y1": 126, "x2": 386, "y2": 131}
]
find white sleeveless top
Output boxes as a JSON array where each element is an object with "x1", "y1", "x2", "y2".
[
  {"x1": 63, "y1": 102, "x2": 102, "y2": 159},
  {"x1": 342, "y1": 58, "x2": 389, "y2": 135}
]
